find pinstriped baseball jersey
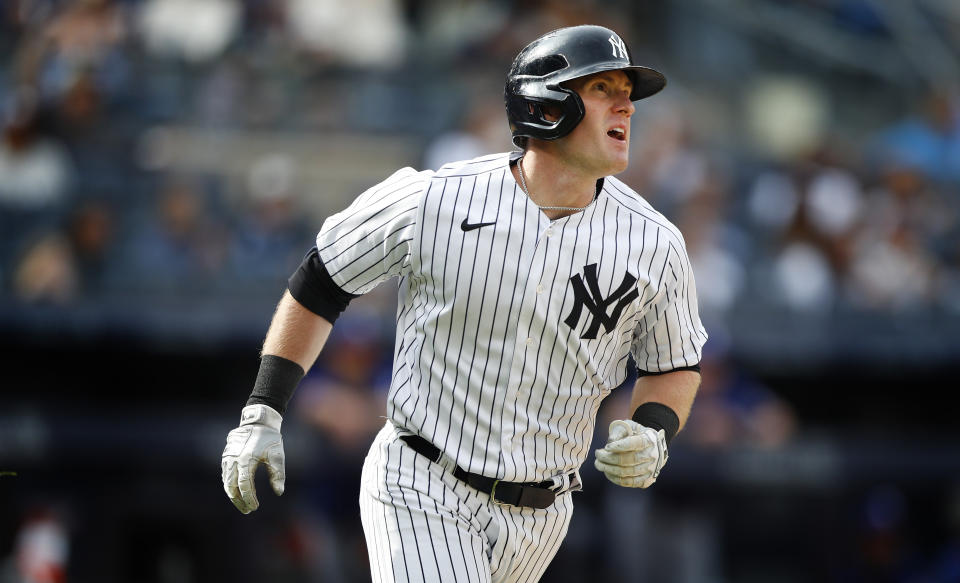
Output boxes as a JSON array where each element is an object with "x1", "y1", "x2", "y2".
[{"x1": 317, "y1": 151, "x2": 707, "y2": 483}]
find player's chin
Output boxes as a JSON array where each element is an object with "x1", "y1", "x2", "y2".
[
  {"x1": 605, "y1": 153, "x2": 630, "y2": 175},
  {"x1": 603, "y1": 143, "x2": 630, "y2": 171}
]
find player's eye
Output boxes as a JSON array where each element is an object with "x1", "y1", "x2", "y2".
[{"x1": 594, "y1": 82, "x2": 607, "y2": 92}]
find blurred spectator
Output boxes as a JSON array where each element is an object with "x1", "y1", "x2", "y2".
[
  {"x1": 805, "y1": 165, "x2": 864, "y2": 240},
  {"x1": 192, "y1": 56, "x2": 247, "y2": 126},
  {"x1": 674, "y1": 171, "x2": 748, "y2": 317},
  {"x1": 0, "y1": 88, "x2": 74, "y2": 209},
  {"x1": 779, "y1": 158, "x2": 865, "y2": 311},
  {"x1": 411, "y1": 0, "x2": 510, "y2": 64},
  {"x1": 11, "y1": 231, "x2": 78, "y2": 304},
  {"x1": 625, "y1": 106, "x2": 711, "y2": 217},
  {"x1": 50, "y1": 69, "x2": 134, "y2": 200},
  {"x1": 684, "y1": 343, "x2": 797, "y2": 450},
  {"x1": 422, "y1": 98, "x2": 511, "y2": 170},
  {"x1": 228, "y1": 153, "x2": 311, "y2": 283},
  {"x1": 10, "y1": 201, "x2": 116, "y2": 304},
  {"x1": 874, "y1": 89, "x2": 960, "y2": 185},
  {"x1": 848, "y1": 223, "x2": 938, "y2": 311},
  {"x1": 283, "y1": 0, "x2": 408, "y2": 68},
  {"x1": 846, "y1": 166, "x2": 946, "y2": 310},
  {"x1": 137, "y1": 0, "x2": 241, "y2": 63},
  {"x1": 15, "y1": 0, "x2": 129, "y2": 105},
  {"x1": 65, "y1": 200, "x2": 116, "y2": 295},
  {"x1": 52, "y1": 68, "x2": 103, "y2": 134},
  {"x1": 771, "y1": 240, "x2": 837, "y2": 312},
  {"x1": 121, "y1": 177, "x2": 229, "y2": 293},
  {"x1": 747, "y1": 150, "x2": 868, "y2": 313},
  {"x1": 747, "y1": 168, "x2": 801, "y2": 236}
]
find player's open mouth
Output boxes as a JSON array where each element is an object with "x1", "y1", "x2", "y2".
[{"x1": 607, "y1": 128, "x2": 626, "y2": 141}]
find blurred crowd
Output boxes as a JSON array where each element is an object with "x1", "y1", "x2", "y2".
[
  {"x1": 3, "y1": 0, "x2": 960, "y2": 582},
  {"x1": 0, "y1": 0, "x2": 958, "y2": 327}
]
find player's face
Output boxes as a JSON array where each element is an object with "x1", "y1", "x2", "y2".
[{"x1": 556, "y1": 71, "x2": 636, "y2": 176}]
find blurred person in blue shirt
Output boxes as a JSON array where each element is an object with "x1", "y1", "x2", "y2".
[{"x1": 875, "y1": 89, "x2": 960, "y2": 185}]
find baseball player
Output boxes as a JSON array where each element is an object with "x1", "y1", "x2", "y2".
[{"x1": 221, "y1": 25, "x2": 707, "y2": 582}]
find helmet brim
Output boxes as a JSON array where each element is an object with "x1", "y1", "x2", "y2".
[{"x1": 553, "y1": 62, "x2": 666, "y2": 101}]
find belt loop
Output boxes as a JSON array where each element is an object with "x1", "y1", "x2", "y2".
[
  {"x1": 548, "y1": 471, "x2": 582, "y2": 494},
  {"x1": 569, "y1": 470, "x2": 583, "y2": 493},
  {"x1": 549, "y1": 473, "x2": 569, "y2": 493},
  {"x1": 490, "y1": 479, "x2": 507, "y2": 506},
  {"x1": 437, "y1": 453, "x2": 456, "y2": 474}
]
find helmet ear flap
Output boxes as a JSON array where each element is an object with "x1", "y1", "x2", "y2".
[
  {"x1": 526, "y1": 94, "x2": 582, "y2": 136},
  {"x1": 548, "y1": 86, "x2": 586, "y2": 140},
  {"x1": 528, "y1": 86, "x2": 579, "y2": 120},
  {"x1": 560, "y1": 85, "x2": 586, "y2": 126},
  {"x1": 512, "y1": 87, "x2": 585, "y2": 147}
]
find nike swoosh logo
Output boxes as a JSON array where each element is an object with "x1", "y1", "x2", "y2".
[{"x1": 460, "y1": 218, "x2": 496, "y2": 232}]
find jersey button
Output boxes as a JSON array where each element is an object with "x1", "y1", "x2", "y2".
[
  {"x1": 536, "y1": 284, "x2": 544, "y2": 294},
  {"x1": 545, "y1": 229, "x2": 553, "y2": 237},
  {"x1": 525, "y1": 337, "x2": 534, "y2": 346}
]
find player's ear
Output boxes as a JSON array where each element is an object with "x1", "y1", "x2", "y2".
[{"x1": 527, "y1": 102, "x2": 562, "y2": 122}]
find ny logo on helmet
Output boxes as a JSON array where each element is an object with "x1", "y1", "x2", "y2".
[{"x1": 608, "y1": 34, "x2": 628, "y2": 60}]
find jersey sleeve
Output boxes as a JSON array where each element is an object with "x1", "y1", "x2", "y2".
[
  {"x1": 315, "y1": 167, "x2": 427, "y2": 295},
  {"x1": 631, "y1": 235, "x2": 708, "y2": 374}
]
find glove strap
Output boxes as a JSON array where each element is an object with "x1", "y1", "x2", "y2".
[
  {"x1": 632, "y1": 402, "x2": 679, "y2": 445},
  {"x1": 240, "y1": 403, "x2": 283, "y2": 430}
]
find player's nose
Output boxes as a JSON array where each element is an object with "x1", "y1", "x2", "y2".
[{"x1": 614, "y1": 93, "x2": 635, "y2": 117}]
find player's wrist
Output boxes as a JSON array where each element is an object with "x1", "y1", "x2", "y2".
[
  {"x1": 239, "y1": 403, "x2": 283, "y2": 430},
  {"x1": 245, "y1": 354, "x2": 305, "y2": 416},
  {"x1": 631, "y1": 402, "x2": 679, "y2": 445}
]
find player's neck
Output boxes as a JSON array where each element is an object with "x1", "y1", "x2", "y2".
[{"x1": 515, "y1": 150, "x2": 598, "y2": 219}]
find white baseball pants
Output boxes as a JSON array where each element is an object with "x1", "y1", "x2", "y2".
[{"x1": 359, "y1": 422, "x2": 575, "y2": 583}]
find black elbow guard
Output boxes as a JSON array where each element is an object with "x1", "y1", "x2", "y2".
[{"x1": 287, "y1": 247, "x2": 359, "y2": 323}]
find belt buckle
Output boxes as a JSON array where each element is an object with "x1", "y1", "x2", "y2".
[{"x1": 489, "y1": 479, "x2": 509, "y2": 506}]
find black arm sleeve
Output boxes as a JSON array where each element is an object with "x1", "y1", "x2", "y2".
[{"x1": 287, "y1": 247, "x2": 359, "y2": 324}]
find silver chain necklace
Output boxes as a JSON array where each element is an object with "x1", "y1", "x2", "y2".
[{"x1": 518, "y1": 156, "x2": 591, "y2": 212}]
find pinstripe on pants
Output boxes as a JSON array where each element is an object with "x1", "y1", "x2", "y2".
[{"x1": 360, "y1": 422, "x2": 574, "y2": 583}]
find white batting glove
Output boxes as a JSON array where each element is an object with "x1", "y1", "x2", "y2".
[
  {"x1": 594, "y1": 419, "x2": 668, "y2": 489},
  {"x1": 221, "y1": 404, "x2": 286, "y2": 514}
]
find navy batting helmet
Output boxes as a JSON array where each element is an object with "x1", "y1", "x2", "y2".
[{"x1": 504, "y1": 25, "x2": 666, "y2": 147}]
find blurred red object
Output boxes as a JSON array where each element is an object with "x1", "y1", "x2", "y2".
[{"x1": 15, "y1": 508, "x2": 69, "y2": 583}]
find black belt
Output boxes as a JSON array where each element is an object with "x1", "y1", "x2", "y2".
[{"x1": 400, "y1": 434, "x2": 564, "y2": 510}]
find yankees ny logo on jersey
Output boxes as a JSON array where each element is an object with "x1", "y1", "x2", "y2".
[
  {"x1": 608, "y1": 34, "x2": 628, "y2": 59},
  {"x1": 564, "y1": 263, "x2": 639, "y2": 340}
]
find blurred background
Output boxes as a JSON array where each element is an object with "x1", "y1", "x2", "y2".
[{"x1": 1, "y1": 0, "x2": 959, "y2": 581}]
